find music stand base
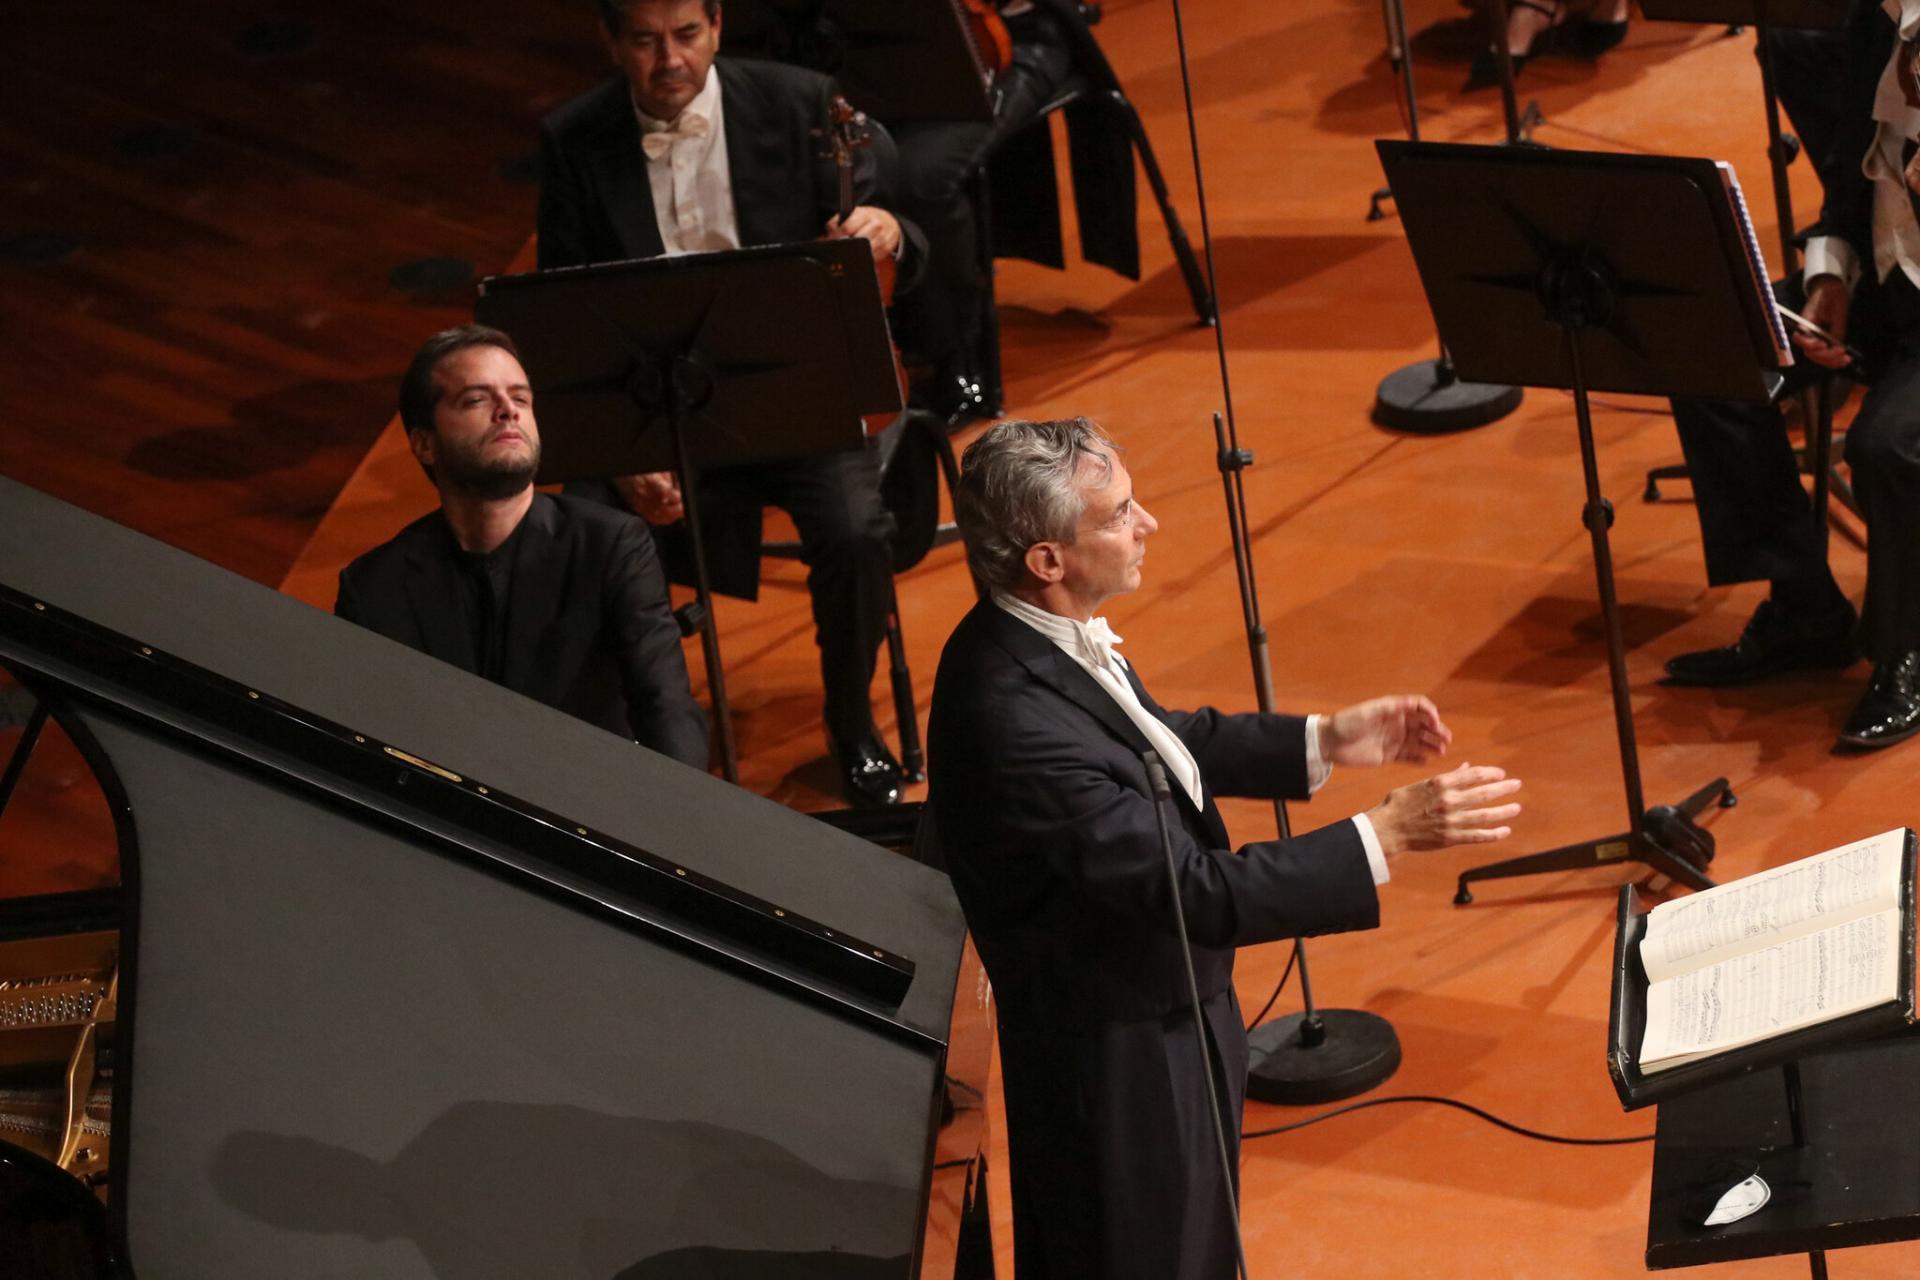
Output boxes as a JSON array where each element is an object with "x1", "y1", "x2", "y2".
[
  {"x1": 1454, "y1": 777, "x2": 1734, "y2": 904},
  {"x1": 1246, "y1": 1009, "x2": 1401, "y2": 1105},
  {"x1": 1373, "y1": 360, "x2": 1523, "y2": 434}
]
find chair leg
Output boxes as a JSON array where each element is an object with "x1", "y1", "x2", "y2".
[
  {"x1": 1642, "y1": 463, "x2": 1691, "y2": 502},
  {"x1": 884, "y1": 576, "x2": 925, "y2": 782},
  {"x1": 969, "y1": 165, "x2": 1007, "y2": 417},
  {"x1": 1100, "y1": 89, "x2": 1214, "y2": 325}
]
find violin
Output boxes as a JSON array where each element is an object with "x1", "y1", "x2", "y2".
[
  {"x1": 822, "y1": 95, "x2": 896, "y2": 304},
  {"x1": 820, "y1": 94, "x2": 905, "y2": 434}
]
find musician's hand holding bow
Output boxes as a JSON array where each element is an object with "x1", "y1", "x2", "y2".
[
  {"x1": 613, "y1": 471, "x2": 684, "y2": 525},
  {"x1": 827, "y1": 206, "x2": 901, "y2": 262},
  {"x1": 1793, "y1": 274, "x2": 1852, "y2": 370}
]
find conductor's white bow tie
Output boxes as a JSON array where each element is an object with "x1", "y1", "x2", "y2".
[
  {"x1": 1076, "y1": 617, "x2": 1124, "y2": 670},
  {"x1": 641, "y1": 112, "x2": 711, "y2": 159}
]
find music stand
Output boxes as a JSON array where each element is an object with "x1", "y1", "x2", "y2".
[
  {"x1": 475, "y1": 238, "x2": 902, "y2": 782},
  {"x1": 1378, "y1": 140, "x2": 1795, "y2": 903},
  {"x1": 721, "y1": 0, "x2": 995, "y2": 123}
]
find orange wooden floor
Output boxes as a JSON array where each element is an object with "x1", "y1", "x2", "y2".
[{"x1": 8, "y1": 0, "x2": 1920, "y2": 1276}]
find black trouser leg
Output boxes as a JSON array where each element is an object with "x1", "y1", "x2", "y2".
[
  {"x1": 892, "y1": 119, "x2": 992, "y2": 364},
  {"x1": 1843, "y1": 276, "x2": 1920, "y2": 661},
  {"x1": 761, "y1": 447, "x2": 895, "y2": 746},
  {"x1": 1669, "y1": 276, "x2": 1836, "y2": 596},
  {"x1": 890, "y1": 18, "x2": 1075, "y2": 371}
]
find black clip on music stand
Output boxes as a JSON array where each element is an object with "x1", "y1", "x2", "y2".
[
  {"x1": 1378, "y1": 140, "x2": 1795, "y2": 903},
  {"x1": 475, "y1": 238, "x2": 902, "y2": 782}
]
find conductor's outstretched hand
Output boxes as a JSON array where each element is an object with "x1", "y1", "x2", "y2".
[
  {"x1": 1367, "y1": 763, "x2": 1523, "y2": 856},
  {"x1": 1322, "y1": 695, "x2": 1452, "y2": 768}
]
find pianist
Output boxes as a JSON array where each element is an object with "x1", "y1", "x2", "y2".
[{"x1": 335, "y1": 325, "x2": 710, "y2": 769}]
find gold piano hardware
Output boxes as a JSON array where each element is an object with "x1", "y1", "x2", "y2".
[
  {"x1": 382, "y1": 745, "x2": 464, "y2": 783},
  {"x1": 0, "y1": 974, "x2": 110, "y2": 1029},
  {"x1": 0, "y1": 928, "x2": 119, "y2": 1193}
]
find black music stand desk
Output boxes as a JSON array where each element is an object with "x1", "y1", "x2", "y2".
[
  {"x1": 1607, "y1": 831, "x2": 1920, "y2": 1273},
  {"x1": 1379, "y1": 140, "x2": 1800, "y2": 903},
  {"x1": 476, "y1": 239, "x2": 901, "y2": 781}
]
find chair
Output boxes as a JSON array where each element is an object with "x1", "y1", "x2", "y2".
[{"x1": 966, "y1": 0, "x2": 1216, "y2": 413}]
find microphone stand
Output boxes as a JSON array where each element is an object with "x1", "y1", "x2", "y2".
[
  {"x1": 1164, "y1": 0, "x2": 1401, "y2": 1102},
  {"x1": 1369, "y1": 0, "x2": 1525, "y2": 433},
  {"x1": 1213, "y1": 412, "x2": 1402, "y2": 1104},
  {"x1": 1144, "y1": 750, "x2": 1251, "y2": 1280}
]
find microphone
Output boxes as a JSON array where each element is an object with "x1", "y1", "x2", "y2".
[{"x1": 1143, "y1": 749, "x2": 1251, "y2": 1280}]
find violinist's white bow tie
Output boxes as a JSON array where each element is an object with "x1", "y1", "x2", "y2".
[{"x1": 641, "y1": 112, "x2": 711, "y2": 159}]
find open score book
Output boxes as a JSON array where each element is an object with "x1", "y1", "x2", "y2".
[{"x1": 1637, "y1": 828, "x2": 1914, "y2": 1074}]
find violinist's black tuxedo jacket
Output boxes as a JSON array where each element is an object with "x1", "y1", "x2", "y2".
[
  {"x1": 537, "y1": 57, "x2": 922, "y2": 271},
  {"x1": 334, "y1": 493, "x2": 709, "y2": 769},
  {"x1": 926, "y1": 600, "x2": 1380, "y2": 1280}
]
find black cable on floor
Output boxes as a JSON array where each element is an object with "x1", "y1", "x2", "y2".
[{"x1": 1241, "y1": 1094, "x2": 1653, "y2": 1146}]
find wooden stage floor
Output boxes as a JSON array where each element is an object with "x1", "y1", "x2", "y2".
[{"x1": 6, "y1": 1, "x2": 1919, "y2": 1276}]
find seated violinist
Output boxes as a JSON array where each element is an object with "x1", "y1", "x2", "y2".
[{"x1": 537, "y1": 0, "x2": 926, "y2": 808}]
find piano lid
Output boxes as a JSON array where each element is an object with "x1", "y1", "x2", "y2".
[{"x1": 0, "y1": 477, "x2": 964, "y2": 1042}]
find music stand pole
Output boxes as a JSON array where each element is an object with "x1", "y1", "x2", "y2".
[
  {"x1": 1367, "y1": 0, "x2": 1419, "y2": 222},
  {"x1": 1483, "y1": 0, "x2": 1545, "y2": 144},
  {"x1": 1455, "y1": 274, "x2": 1731, "y2": 904},
  {"x1": 1216, "y1": 412, "x2": 1401, "y2": 1104},
  {"x1": 653, "y1": 355, "x2": 740, "y2": 782},
  {"x1": 1371, "y1": 0, "x2": 1526, "y2": 433}
]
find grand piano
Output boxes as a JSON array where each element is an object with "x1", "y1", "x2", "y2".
[{"x1": 0, "y1": 478, "x2": 986, "y2": 1278}]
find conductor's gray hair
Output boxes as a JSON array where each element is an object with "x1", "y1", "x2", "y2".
[{"x1": 956, "y1": 418, "x2": 1118, "y2": 594}]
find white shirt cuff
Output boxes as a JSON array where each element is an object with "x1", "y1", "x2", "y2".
[
  {"x1": 1352, "y1": 813, "x2": 1390, "y2": 886},
  {"x1": 1803, "y1": 236, "x2": 1859, "y2": 296},
  {"x1": 1304, "y1": 714, "x2": 1332, "y2": 795}
]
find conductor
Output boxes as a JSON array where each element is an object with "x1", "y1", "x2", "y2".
[{"x1": 926, "y1": 418, "x2": 1523, "y2": 1279}]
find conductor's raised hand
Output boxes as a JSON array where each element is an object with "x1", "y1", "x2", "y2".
[
  {"x1": 1366, "y1": 762, "x2": 1522, "y2": 856},
  {"x1": 1322, "y1": 695, "x2": 1452, "y2": 768},
  {"x1": 827, "y1": 206, "x2": 901, "y2": 263}
]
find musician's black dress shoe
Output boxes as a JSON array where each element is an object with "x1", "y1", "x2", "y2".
[
  {"x1": 1837, "y1": 651, "x2": 1920, "y2": 750},
  {"x1": 834, "y1": 733, "x2": 905, "y2": 808},
  {"x1": 1663, "y1": 598, "x2": 1858, "y2": 687}
]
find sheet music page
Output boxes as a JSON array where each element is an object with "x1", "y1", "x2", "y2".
[
  {"x1": 1641, "y1": 828, "x2": 1905, "y2": 984},
  {"x1": 1640, "y1": 908, "x2": 1900, "y2": 1071}
]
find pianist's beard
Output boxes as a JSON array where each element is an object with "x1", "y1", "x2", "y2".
[{"x1": 438, "y1": 434, "x2": 542, "y2": 502}]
